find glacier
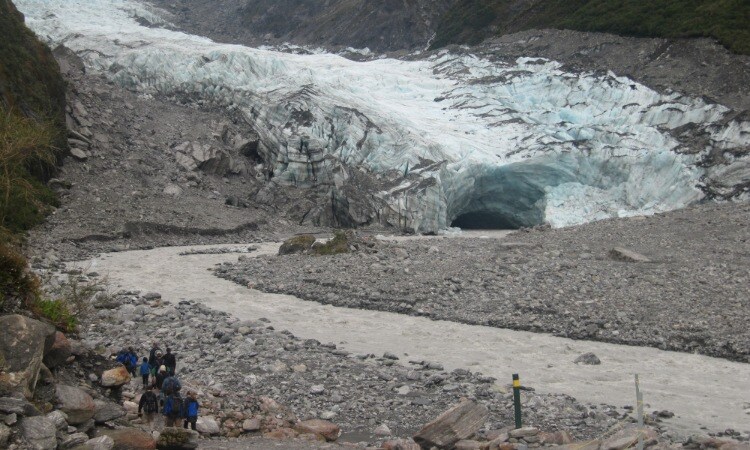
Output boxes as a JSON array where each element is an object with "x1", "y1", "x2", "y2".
[{"x1": 16, "y1": 0, "x2": 750, "y2": 231}]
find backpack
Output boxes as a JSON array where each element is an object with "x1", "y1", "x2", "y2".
[
  {"x1": 142, "y1": 392, "x2": 158, "y2": 414},
  {"x1": 164, "y1": 395, "x2": 183, "y2": 418},
  {"x1": 162, "y1": 376, "x2": 181, "y2": 395}
]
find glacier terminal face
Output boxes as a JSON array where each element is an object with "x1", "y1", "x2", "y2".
[{"x1": 17, "y1": 0, "x2": 750, "y2": 231}]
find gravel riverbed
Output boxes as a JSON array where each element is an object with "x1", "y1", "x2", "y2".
[{"x1": 217, "y1": 202, "x2": 750, "y2": 363}]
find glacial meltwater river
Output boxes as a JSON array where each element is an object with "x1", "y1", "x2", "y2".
[{"x1": 76, "y1": 236, "x2": 750, "y2": 438}]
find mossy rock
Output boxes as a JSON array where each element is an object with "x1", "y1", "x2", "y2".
[
  {"x1": 156, "y1": 427, "x2": 199, "y2": 450},
  {"x1": 278, "y1": 234, "x2": 316, "y2": 255},
  {"x1": 310, "y1": 230, "x2": 352, "y2": 256}
]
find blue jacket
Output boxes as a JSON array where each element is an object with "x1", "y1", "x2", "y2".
[
  {"x1": 182, "y1": 399, "x2": 199, "y2": 418},
  {"x1": 139, "y1": 362, "x2": 151, "y2": 376}
]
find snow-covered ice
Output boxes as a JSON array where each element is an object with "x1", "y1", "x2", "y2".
[{"x1": 16, "y1": 0, "x2": 750, "y2": 231}]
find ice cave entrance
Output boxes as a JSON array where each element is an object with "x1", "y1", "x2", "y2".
[{"x1": 449, "y1": 160, "x2": 578, "y2": 230}]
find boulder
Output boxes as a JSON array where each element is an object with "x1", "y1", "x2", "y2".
[
  {"x1": 278, "y1": 234, "x2": 316, "y2": 255},
  {"x1": 242, "y1": 418, "x2": 261, "y2": 432},
  {"x1": 20, "y1": 416, "x2": 57, "y2": 450},
  {"x1": 85, "y1": 435, "x2": 115, "y2": 450},
  {"x1": 413, "y1": 399, "x2": 489, "y2": 449},
  {"x1": 574, "y1": 353, "x2": 601, "y2": 365},
  {"x1": 156, "y1": 427, "x2": 199, "y2": 449},
  {"x1": 46, "y1": 409, "x2": 69, "y2": 429},
  {"x1": 609, "y1": 247, "x2": 651, "y2": 263},
  {"x1": 100, "y1": 366, "x2": 131, "y2": 387},
  {"x1": 99, "y1": 428, "x2": 157, "y2": 450},
  {"x1": 0, "y1": 423, "x2": 10, "y2": 448},
  {"x1": 0, "y1": 315, "x2": 56, "y2": 398},
  {"x1": 55, "y1": 384, "x2": 96, "y2": 425},
  {"x1": 60, "y1": 432, "x2": 89, "y2": 449},
  {"x1": 601, "y1": 426, "x2": 658, "y2": 450},
  {"x1": 0, "y1": 395, "x2": 40, "y2": 416},
  {"x1": 43, "y1": 331, "x2": 72, "y2": 369},
  {"x1": 195, "y1": 416, "x2": 221, "y2": 435},
  {"x1": 455, "y1": 440, "x2": 482, "y2": 449},
  {"x1": 540, "y1": 431, "x2": 575, "y2": 445},
  {"x1": 294, "y1": 419, "x2": 341, "y2": 442},
  {"x1": 94, "y1": 399, "x2": 126, "y2": 423},
  {"x1": 70, "y1": 148, "x2": 89, "y2": 161}
]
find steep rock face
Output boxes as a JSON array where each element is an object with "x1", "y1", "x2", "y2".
[
  {"x1": 17, "y1": 0, "x2": 750, "y2": 232},
  {"x1": 0, "y1": 315, "x2": 56, "y2": 398},
  {"x1": 149, "y1": 0, "x2": 455, "y2": 52}
]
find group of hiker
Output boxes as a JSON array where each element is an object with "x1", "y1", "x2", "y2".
[{"x1": 117, "y1": 342, "x2": 200, "y2": 431}]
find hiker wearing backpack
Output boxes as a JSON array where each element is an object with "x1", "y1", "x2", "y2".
[
  {"x1": 155, "y1": 365, "x2": 168, "y2": 391},
  {"x1": 138, "y1": 357, "x2": 151, "y2": 387},
  {"x1": 163, "y1": 347, "x2": 177, "y2": 375},
  {"x1": 182, "y1": 390, "x2": 199, "y2": 431},
  {"x1": 162, "y1": 373, "x2": 181, "y2": 395},
  {"x1": 138, "y1": 386, "x2": 159, "y2": 429},
  {"x1": 127, "y1": 347, "x2": 138, "y2": 377},
  {"x1": 151, "y1": 351, "x2": 164, "y2": 385},
  {"x1": 163, "y1": 392, "x2": 183, "y2": 427}
]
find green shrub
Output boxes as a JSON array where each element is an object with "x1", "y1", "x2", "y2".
[
  {"x1": 31, "y1": 298, "x2": 76, "y2": 332},
  {"x1": 0, "y1": 242, "x2": 40, "y2": 311},
  {"x1": 0, "y1": 108, "x2": 59, "y2": 235},
  {"x1": 311, "y1": 230, "x2": 351, "y2": 256}
]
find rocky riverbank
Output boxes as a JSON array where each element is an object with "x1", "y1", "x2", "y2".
[{"x1": 216, "y1": 202, "x2": 750, "y2": 363}]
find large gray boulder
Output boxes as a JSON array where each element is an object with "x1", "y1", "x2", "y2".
[
  {"x1": 93, "y1": 399, "x2": 126, "y2": 423},
  {"x1": 0, "y1": 422, "x2": 11, "y2": 448},
  {"x1": 0, "y1": 395, "x2": 41, "y2": 416},
  {"x1": 0, "y1": 315, "x2": 56, "y2": 398},
  {"x1": 20, "y1": 416, "x2": 57, "y2": 450},
  {"x1": 55, "y1": 384, "x2": 96, "y2": 425}
]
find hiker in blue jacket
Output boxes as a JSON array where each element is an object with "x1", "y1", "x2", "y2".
[
  {"x1": 182, "y1": 390, "x2": 199, "y2": 430},
  {"x1": 127, "y1": 347, "x2": 138, "y2": 377},
  {"x1": 139, "y1": 357, "x2": 151, "y2": 387},
  {"x1": 162, "y1": 392, "x2": 183, "y2": 427}
]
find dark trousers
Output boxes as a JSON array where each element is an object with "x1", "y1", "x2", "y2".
[
  {"x1": 184, "y1": 417, "x2": 197, "y2": 430},
  {"x1": 142, "y1": 374, "x2": 149, "y2": 386}
]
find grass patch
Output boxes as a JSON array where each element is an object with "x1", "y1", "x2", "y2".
[{"x1": 432, "y1": 0, "x2": 750, "y2": 55}]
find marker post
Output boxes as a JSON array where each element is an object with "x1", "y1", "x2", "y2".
[{"x1": 513, "y1": 373, "x2": 522, "y2": 429}]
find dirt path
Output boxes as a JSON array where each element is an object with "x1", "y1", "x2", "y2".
[{"x1": 78, "y1": 241, "x2": 750, "y2": 438}]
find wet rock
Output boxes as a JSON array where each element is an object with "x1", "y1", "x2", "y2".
[
  {"x1": 55, "y1": 384, "x2": 96, "y2": 425},
  {"x1": 413, "y1": 399, "x2": 489, "y2": 449},
  {"x1": 574, "y1": 353, "x2": 601, "y2": 365},
  {"x1": 156, "y1": 427, "x2": 199, "y2": 449},
  {"x1": 101, "y1": 366, "x2": 131, "y2": 387},
  {"x1": 20, "y1": 416, "x2": 57, "y2": 450},
  {"x1": 43, "y1": 331, "x2": 72, "y2": 369},
  {"x1": 294, "y1": 419, "x2": 341, "y2": 442},
  {"x1": 0, "y1": 315, "x2": 56, "y2": 398}
]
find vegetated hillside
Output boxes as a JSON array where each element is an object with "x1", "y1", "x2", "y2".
[
  {"x1": 0, "y1": 0, "x2": 66, "y2": 237},
  {"x1": 432, "y1": 0, "x2": 750, "y2": 55},
  {"x1": 151, "y1": 0, "x2": 455, "y2": 52}
]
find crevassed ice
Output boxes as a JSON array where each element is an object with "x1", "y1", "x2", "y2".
[{"x1": 16, "y1": 0, "x2": 749, "y2": 230}]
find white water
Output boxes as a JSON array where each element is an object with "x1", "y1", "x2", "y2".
[{"x1": 77, "y1": 242, "x2": 750, "y2": 438}]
